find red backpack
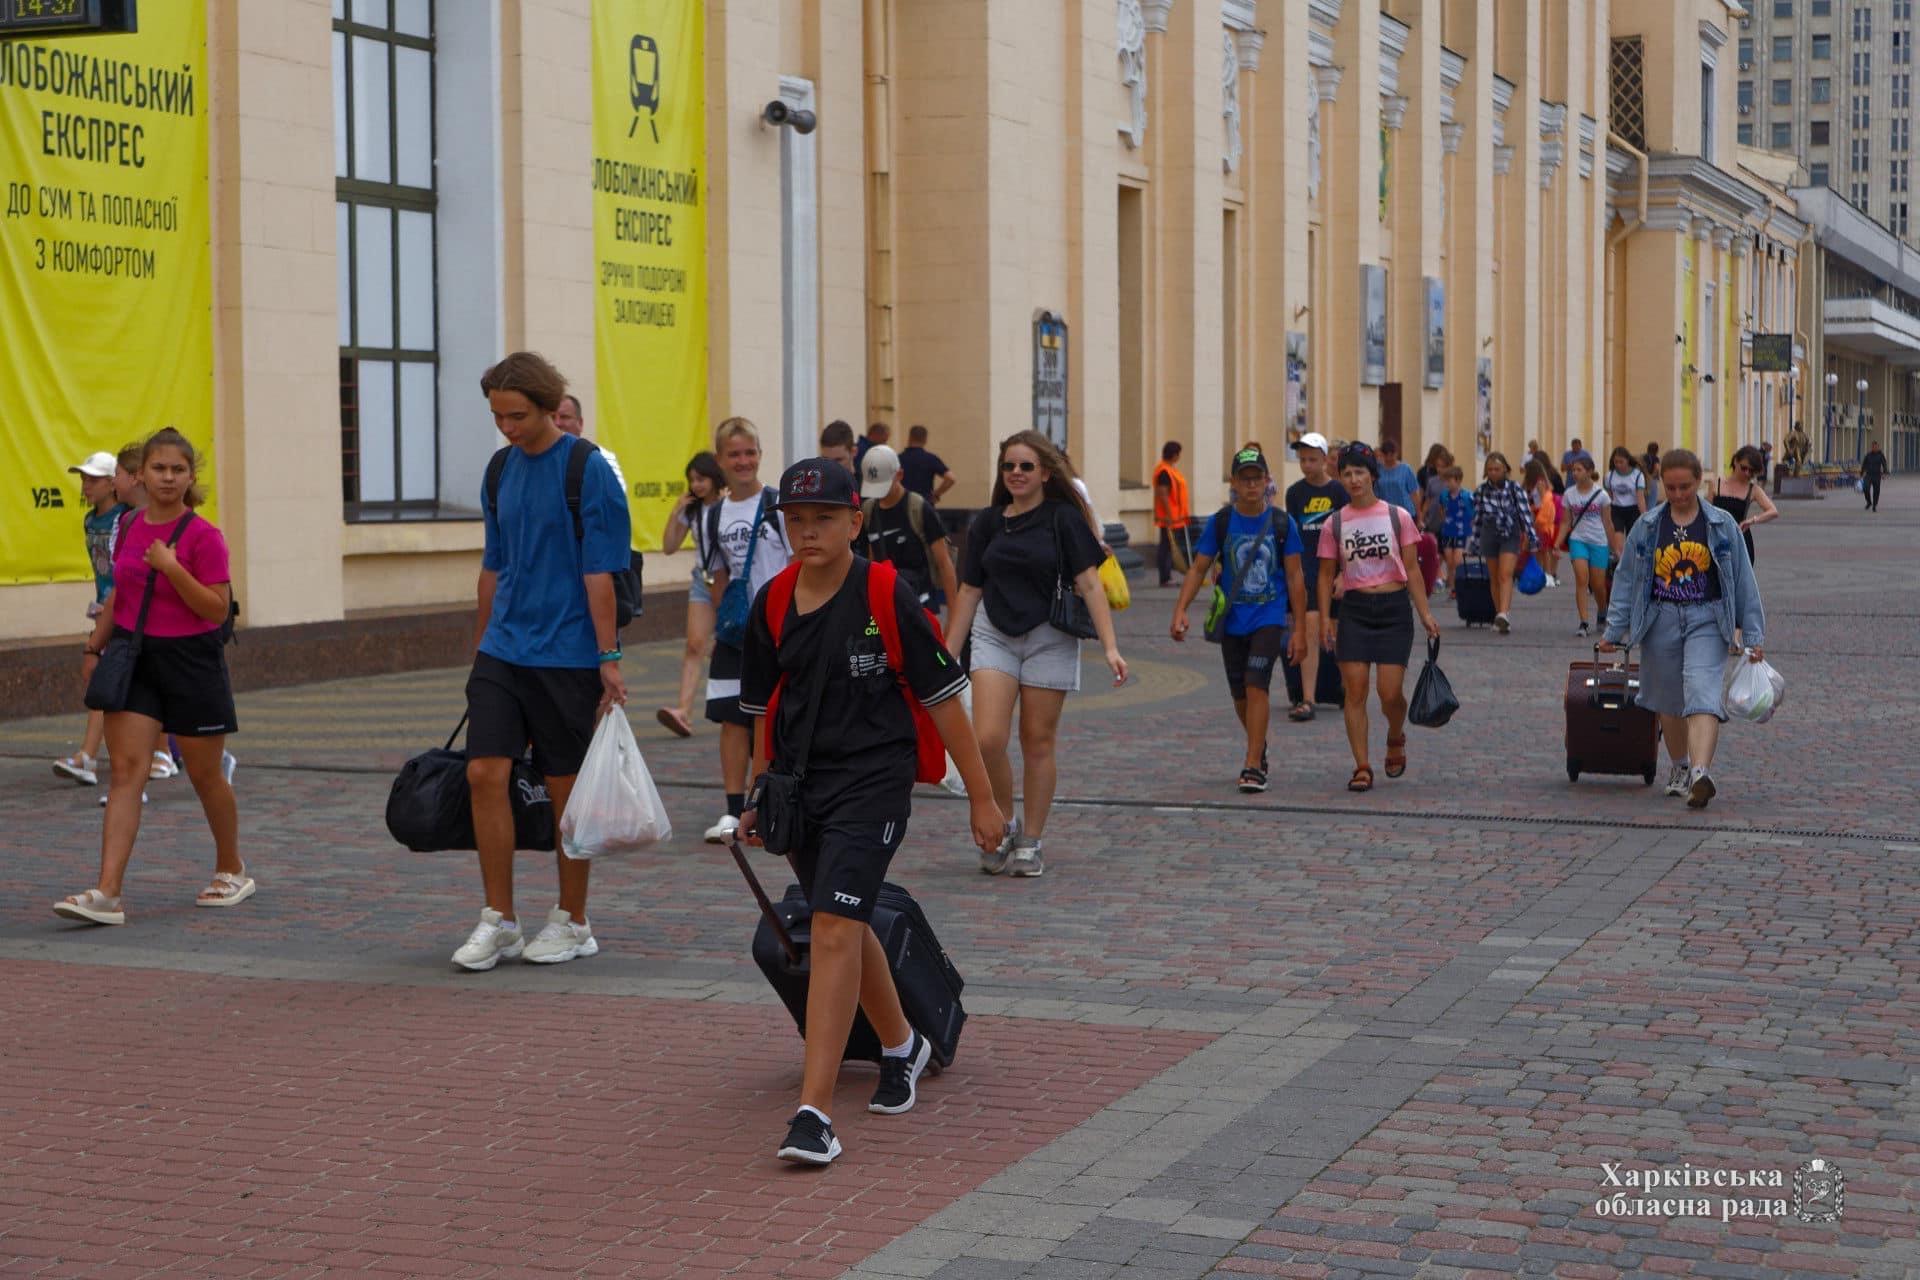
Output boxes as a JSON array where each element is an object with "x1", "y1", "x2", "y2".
[{"x1": 760, "y1": 560, "x2": 948, "y2": 785}]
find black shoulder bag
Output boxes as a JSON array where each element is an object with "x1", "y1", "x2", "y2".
[
  {"x1": 385, "y1": 713, "x2": 555, "y2": 853},
  {"x1": 1047, "y1": 505, "x2": 1099, "y2": 640},
  {"x1": 85, "y1": 512, "x2": 196, "y2": 714},
  {"x1": 748, "y1": 597, "x2": 841, "y2": 857}
]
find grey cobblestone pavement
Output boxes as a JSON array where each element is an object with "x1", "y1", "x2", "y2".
[{"x1": 0, "y1": 483, "x2": 1915, "y2": 1278}]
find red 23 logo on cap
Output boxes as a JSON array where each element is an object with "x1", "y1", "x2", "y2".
[{"x1": 791, "y1": 467, "x2": 824, "y2": 497}]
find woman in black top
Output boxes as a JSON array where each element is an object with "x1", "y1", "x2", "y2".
[
  {"x1": 1710, "y1": 446, "x2": 1778, "y2": 564},
  {"x1": 948, "y1": 431, "x2": 1127, "y2": 879}
]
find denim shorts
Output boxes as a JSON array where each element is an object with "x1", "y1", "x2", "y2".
[
  {"x1": 970, "y1": 614, "x2": 1081, "y2": 691},
  {"x1": 689, "y1": 564, "x2": 713, "y2": 607},
  {"x1": 1636, "y1": 602, "x2": 1731, "y2": 720},
  {"x1": 1569, "y1": 538, "x2": 1612, "y2": 571},
  {"x1": 1477, "y1": 522, "x2": 1527, "y2": 558}
]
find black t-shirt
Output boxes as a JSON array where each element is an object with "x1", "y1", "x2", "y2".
[
  {"x1": 740, "y1": 558, "x2": 968, "y2": 819},
  {"x1": 1285, "y1": 479, "x2": 1348, "y2": 591},
  {"x1": 1649, "y1": 506, "x2": 1722, "y2": 604},
  {"x1": 962, "y1": 499, "x2": 1104, "y2": 637},
  {"x1": 863, "y1": 496, "x2": 935, "y2": 599},
  {"x1": 897, "y1": 446, "x2": 949, "y2": 502},
  {"x1": 1863, "y1": 449, "x2": 1889, "y2": 480}
]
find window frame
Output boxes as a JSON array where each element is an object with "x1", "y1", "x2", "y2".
[
  {"x1": 1772, "y1": 77, "x2": 1793, "y2": 105},
  {"x1": 1770, "y1": 119, "x2": 1793, "y2": 149},
  {"x1": 1811, "y1": 119, "x2": 1831, "y2": 146},
  {"x1": 1812, "y1": 76, "x2": 1832, "y2": 103}
]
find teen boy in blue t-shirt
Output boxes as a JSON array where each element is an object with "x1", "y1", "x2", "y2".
[
  {"x1": 1167, "y1": 448, "x2": 1307, "y2": 794},
  {"x1": 453, "y1": 352, "x2": 633, "y2": 973}
]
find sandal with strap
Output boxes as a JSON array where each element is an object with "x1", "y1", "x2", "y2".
[
  {"x1": 1288, "y1": 701, "x2": 1316, "y2": 722},
  {"x1": 655, "y1": 706, "x2": 694, "y2": 738},
  {"x1": 195, "y1": 870, "x2": 257, "y2": 909},
  {"x1": 1385, "y1": 736, "x2": 1408, "y2": 779},
  {"x1": 1347, "y1": 765, "x2": 1374, "y2": 793},
  {"x1": 53, "y1": 889, "x2": 124, "y2": 926}
]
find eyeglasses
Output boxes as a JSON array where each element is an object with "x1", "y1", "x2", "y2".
[{"x1": 1000, "y1": 460, "x2": 1037, "y2": 473}]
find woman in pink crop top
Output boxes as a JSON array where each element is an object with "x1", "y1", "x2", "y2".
[
  {"x1": 57, "y1": 429, "x2": 255, "y2": 927},
  {"x1": 1316, "y1": 443, "x2": 1441, "y2": 793}
]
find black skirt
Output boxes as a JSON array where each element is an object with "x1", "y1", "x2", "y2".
[{"x1": 1335, "y1": 589, "x2": 1415, "y2": 667}]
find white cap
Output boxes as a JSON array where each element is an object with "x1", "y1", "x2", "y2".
[
  {"x1": 1292, "y1": 432, "x2": 1331, "y2": 454},
  {"x1": 67, "y1": 451, "x2": 117, "y2": 478},
  {"x1": 861, "y1": 444, "x2": 901, "y2": 499}
]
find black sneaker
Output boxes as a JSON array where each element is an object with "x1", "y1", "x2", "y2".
[
  {"x1": 776, "y1": 1109, "x2": 841, "y2": 1165},
  {"x1": 869, "y1": 1031, "x2": 932, "y2": 1115},
  {"x1": 1238, "y1": 766, "x2": 1269, "y2": 794}
]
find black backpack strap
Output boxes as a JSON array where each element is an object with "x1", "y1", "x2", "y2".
[
  {"x1": 482, "y1": 447, "x2": 511, "y2": 517},
  {"x1": 706, "y1": 498, "x2": 724, "y2": 571},
  {"x1": 565, "y1": 439, "x2": 599, "y2": 542}
]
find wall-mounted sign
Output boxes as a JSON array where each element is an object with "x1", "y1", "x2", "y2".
[
  {"x1": 1750, "y1": 333, "x2": 1791, "y2": 372},
  {"x1": 1360, "y1": 265, "x2": 1387, "y2": 386},
  {"x1": 1423, "y1": 276, "x2": 1445, "y2": 390},
  {"x1": 0, "y1": 0, "x2": 135, "y2": 40},
  {"x1": 1286, "y1": 330, "x2": 1308, "y2": 439},
  {"x1": 1033, "y1": 309, "x2": 1069, "y2": 449}
]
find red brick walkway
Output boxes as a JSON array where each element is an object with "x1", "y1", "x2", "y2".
[{"x1": 0, "y1": 962, "x2": 1210, "y2": 1278}]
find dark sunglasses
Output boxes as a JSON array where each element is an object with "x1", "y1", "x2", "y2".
[{"x1": 1000, "y1": 460, "x2": 1038, "y2": 473}]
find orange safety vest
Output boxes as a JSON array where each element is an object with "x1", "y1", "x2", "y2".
[{"x1": 1152, "y1": 460, "x2": 1190, "y2": 529}]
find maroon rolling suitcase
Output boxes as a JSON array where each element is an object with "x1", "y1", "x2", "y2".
[{"x1": 1565, "y1": 645, "x2": 1660, "y2": 785}]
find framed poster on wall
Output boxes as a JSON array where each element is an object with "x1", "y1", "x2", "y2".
[
  {"x1": 1423, "y1": 277, "x2": 1445, "y2": 390},
  {"x1": 1361, "y1": 265, "x2": 1387, "y2": 386}
]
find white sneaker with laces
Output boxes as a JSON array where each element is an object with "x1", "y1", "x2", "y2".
[
  {"x1": 452, "y1": 908, "x2": 524, "y2": 971},
  {"x1": 523, "y1": 906, "x2": 599, "y2": 964},
  {"x1": 1664, "y1": 761, "x2": 1692, "y2": 797},
  {"x1": 704, "y1": 813, "x2": 740, "y2": 844},
  {"x1": 149, "y1": 750, "x2": 177, "y2": 780},
  {"x1": 1686, "y1": 767, "x2": 1717, "y2": 810}
]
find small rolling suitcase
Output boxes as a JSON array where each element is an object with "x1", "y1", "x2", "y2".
[
  {"x1": 1415, "y1": 532, "x2": 1442, "y2": 596},
  {"x1": 1565, "y1": 645, "x2": 1660, "y2": 785},
  {"x1": 731, "y1": 842, "x2": 966, "y2": 1070},
  {"x1": 1455, "y1": 558, "x2": 1496, "y2": 626}
]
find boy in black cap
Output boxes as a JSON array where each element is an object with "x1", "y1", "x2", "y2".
[
  {"x1": 738, "y1": 458, "x2": 1003, "y2": 1166},
  {"x1": 1167, "y1": 447, "x2": 1306, "y2": 793}
]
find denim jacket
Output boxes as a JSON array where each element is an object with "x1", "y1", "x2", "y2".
[{"x1": 1603, "y1": 500, "x2": 1765, "y2": 650}]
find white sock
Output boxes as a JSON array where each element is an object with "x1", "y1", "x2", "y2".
[
  {"x1": 799, "y1": 1104, "x2": 832, "y2": 1126},
  {"x1": 881, "y1": 1033, "x2": 917, "y2": 1059}
]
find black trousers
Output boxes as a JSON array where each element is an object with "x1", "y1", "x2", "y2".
[{"x1": 1865, "y1": 477, "x2": 1883, "y2": 510}]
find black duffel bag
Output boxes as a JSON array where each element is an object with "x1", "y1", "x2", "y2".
[{"x1": 386, "y1": 714, "x2": 555, "y2": 852}]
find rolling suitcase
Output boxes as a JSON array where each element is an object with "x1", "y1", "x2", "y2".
[
  {"x1": 731, "y1": 842, "x2": 966, "y2": 1070},
  {"x1": 1415, "y1": 532, "x2": 1442, "y2": 596},
  {"x1": 1565, "y1": 645, "x2": 1660, "y2": 785},
  {"x1": 1455, "y1": 558, "x2": 1496, "y2": 626}
]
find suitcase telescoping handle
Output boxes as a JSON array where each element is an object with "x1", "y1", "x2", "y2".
[
  {"x1": 727, "y1": 839, "x2": 801, "y2": 967},
  {"x1": 1592, "y1": 642, "x2": 1632, "y2": 670}
]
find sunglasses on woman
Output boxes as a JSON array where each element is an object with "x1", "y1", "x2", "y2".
[{"x1": 1000, "y1": 460, "x2": 1038, "y2": 473}]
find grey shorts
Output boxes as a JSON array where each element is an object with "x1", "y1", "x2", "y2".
[
  {"x1": 1477, "y1": 522, "x2": 1527, "y2": 559},
  {"x1": 970, "y1": 614, "x2": 1082, "y2": 692},
  {"x1": 1636, "y1": 602, "x2": 1731, "y2": 720}
]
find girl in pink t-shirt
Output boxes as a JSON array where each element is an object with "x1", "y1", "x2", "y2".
[
  {"x1": 57, "y1": 429, "x2": 254, "y2": 927},
  {"x1": 1315, "y1": 443, "x2": 1442, "y2": 793}
]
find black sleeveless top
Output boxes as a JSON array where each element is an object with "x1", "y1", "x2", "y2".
[{"x1": 1711, "y1": 484, "x2": 1756, "y2": 565}]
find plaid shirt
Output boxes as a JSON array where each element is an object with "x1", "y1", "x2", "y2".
[{"x1": 1472, "y1": 479, "x2": 1537, "y2": 548}]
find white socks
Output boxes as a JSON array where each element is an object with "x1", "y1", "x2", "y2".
[{"x1": 881, "y1": 1034, "x2": 916, "y2": 1060}]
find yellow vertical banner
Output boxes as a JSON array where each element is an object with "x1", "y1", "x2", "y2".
[
  {"x1": 593, "y1": 0, "x2": 708, "y2": 553},
  {"x1": 0, "y1": 7, "x2": 212, "y2": 583}
]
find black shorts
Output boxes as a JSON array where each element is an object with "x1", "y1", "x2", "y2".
[
  {"x1": 1220, "y1": 625, "x2": 1287, "y2": 699},
  {"x1": 466, "y1": 651, "x2": 601, "y2": 777},
  {"x1": 120, "y1": 628, "x2": 237, "y2": 737},
  {"x1": 705, "y1": 641, "x2": 751, "y2": 727},
  {"x1": 1609, "y1": 505, "x2": 1639, "y2": 535},
  {"x1": 1335, "y1": 589, "x2": 1415, "y2": 667},
  {"x1": 794, "y1": 816, "x2": 907, "y2": 924}
]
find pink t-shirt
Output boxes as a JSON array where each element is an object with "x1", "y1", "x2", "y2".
[
  {"x1": 1316, "y1": 500, "x2": 1419, "y2": 592},
  {"x1": 111, "y1": 512, "x2": 231, "y2": 638}
]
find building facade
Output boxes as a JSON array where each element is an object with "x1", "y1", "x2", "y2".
[{"x1": 1, "y1": 0, "x2": 1805, "y2": 648}]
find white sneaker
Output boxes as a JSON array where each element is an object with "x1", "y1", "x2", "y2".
[
  {"x1": 221, "y1": 751, "x2": 237, "y2": 784},
  {"x1": 981, "y1": 818, "x2": 1020, "y2": 875},
  {"x1": 54, "y1": 753, "x2": 98, "y2": 786},
  {"x1": 1664, "y1": 761, "x2": 1692, "y2": 797},
  {"x1": 1686, "y1": 767, "x2": 1717, "y2": 810},
  {"x1": 704, "y1": 813, "x2": 740, "y2": 844},
  {"x1": 149, "y1": 750, "x2": 178, "y2": 780},
  {"x1": 1494, "y1": 613, "x2": 1511, "y2": 634},
  {"x1": 452, "y1": 908, "x2": 524, "y2": 971},
  {"x1": 523, "y1": 906, "x2": 599, "y2": 964},
  {"x1": 940, "y1": 759, "x2": 968, "y2": 796}
]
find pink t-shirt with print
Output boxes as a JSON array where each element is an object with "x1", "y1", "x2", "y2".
[
  {"x1": 1316, "y1": 500, "x2": 1419, "y2": 592},
  {"x1": 111, "y1": 512, "x2": 231, "y2": 638}
]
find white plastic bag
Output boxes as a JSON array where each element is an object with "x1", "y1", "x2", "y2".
[
  {"x1": 560, "y1": 709, "x2": 671, "y2": 857},
  {"x1": 1722, "y1": 650, "x2": 1785, "y2": 724},
  {"x1": 938, "y1": 683, "x2": 975, "y2": 795}
]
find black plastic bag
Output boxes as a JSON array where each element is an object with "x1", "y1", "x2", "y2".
[{"x1": 1408, "y1": 637, "x2": 1459, "y2": 729}]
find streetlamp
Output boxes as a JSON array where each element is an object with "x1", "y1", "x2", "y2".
[
  {"x1": 1825, "y1": 371, "x2": 1839, "y2": 461},
  {"x1": 1856, "y1": 377, "x2": 1870, "y2": 463},
  {"x1": 1785, "y1": 365, "x2": 1799, "y2": 453}
]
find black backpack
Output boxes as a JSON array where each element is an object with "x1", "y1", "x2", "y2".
[{"x1": 484, "y1": 440, "x2": 642, "y2": 628}]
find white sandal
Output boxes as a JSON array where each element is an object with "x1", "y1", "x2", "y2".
[
  {"x1": 195, "y1": 870, "x2": 256, "y2": 908},
  {"x1": 53, "y1": 889, "x2": 125, "y2": 926}
]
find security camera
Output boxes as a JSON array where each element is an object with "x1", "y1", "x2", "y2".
[{"x1": 762, "y1": 100, "x2": 817, "y2": 134}]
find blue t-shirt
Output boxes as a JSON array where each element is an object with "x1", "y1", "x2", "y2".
[
  {"x1": 480, "y1": 434, "x2": 634, "y2": 669},
  {"x1": 1440, "y1": 489, "x2": 1475, "y2": 542},
  {"x1": 1376, "y1": 462, "x2": 1419, "y2": 514},
  {"x1": 1194, "y1": 505, "x2": 1304, "y2": 637},
  {"x1": 85, "y1": 502, "x2": 131, "y2": 604}
]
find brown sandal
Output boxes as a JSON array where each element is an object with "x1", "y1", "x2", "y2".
[
  {"x1": 1385, "y1": 736, "x2": 1408, "y2": 778},
  {"x1": 1347, "y1": 765, "x2": 1374, "y2": 792}
]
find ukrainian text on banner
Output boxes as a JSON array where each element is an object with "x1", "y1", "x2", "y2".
[
  {"x1": 0, "y1": 9, "x2": 213, "y2": 584},
  {"x1": 593, "y1": 0, "x2": 707, "y2": 553}
]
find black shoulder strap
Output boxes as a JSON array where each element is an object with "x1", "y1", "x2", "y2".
[
  {"x1": 907, "y1": 491, "x2": 928, "y2": 544},
  {"x1": 565, "y1": 439, "x2": 598, "y2": 542},
  {"x1": 706, "y1": 497, "x2": 724, "y2": 567},
  {"x1": 130, "y1": 512, "x2": 197, "y2": 640},
  {"x1": 483, "y1": 447, "x2": 511, "y2": 516},
  {"x1": 1207, "y1": 505, "x2": 1231, "y2": 554}
]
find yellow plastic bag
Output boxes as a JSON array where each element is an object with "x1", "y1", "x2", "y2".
[{"x1": 1098, "y1": 555, "x2": 1131, "y2": 611}]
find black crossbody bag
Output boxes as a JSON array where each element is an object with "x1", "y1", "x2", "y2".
[
  {"x1": 85, "y1": 512, "x2": 196, "y2": 714},
  {"x1": 749, "y1": 599, "x2": 841, "y2": 857},
  {"x1": 1047, "y1": 506, "x2": 1099, "y2": 640}
]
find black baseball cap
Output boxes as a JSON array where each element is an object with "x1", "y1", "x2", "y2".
[
  {"x1": 770, "y1": 457, "x2": 861, "y2": 510},
  {"x1": 1231, "y1": 447, "x2": 1269, "y2": 476}
]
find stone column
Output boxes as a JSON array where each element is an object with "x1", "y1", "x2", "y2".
[{"x1": 1323, "y1": 3, "x2": 1383, "y2": 443}]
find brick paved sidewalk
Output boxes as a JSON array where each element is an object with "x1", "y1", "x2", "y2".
[{"x1": 1, "y1": 484, "x2": 1914, "y2": 1278}]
